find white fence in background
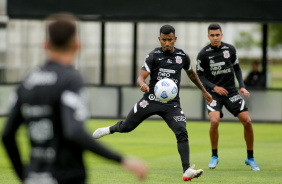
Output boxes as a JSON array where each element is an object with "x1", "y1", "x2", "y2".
[{"x1": 0, "y1": 85, "x2": 281, "y2": 122}]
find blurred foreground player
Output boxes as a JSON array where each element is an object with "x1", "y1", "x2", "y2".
[
  {"x1": 196, "y1": 23, "x2": 260, "y2": 171},
  {"x1": 93, "y1": 24, "x2": 213, "y2": 181},
  {"x1": 2, "y1": 13, "x2": 147, "y2": 184}
]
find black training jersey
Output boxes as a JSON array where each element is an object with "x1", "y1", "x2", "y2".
[
  {"x1": 141, "y1": 47, "x2": 191, "y2": 104},
  {"x1": 2, "y1": 61, "x2": 122, "y2": 182},
  {"x1": 196, "y1": 42, "x2": 242, "y2": 93}
]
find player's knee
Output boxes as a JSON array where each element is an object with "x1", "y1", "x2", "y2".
[
  {"x1": 242, "y1": 117, "x2": 252, "y2": 128},
  {"x1": 210, "y1": 118, "x2": 219, "y2": 129},
  {"x1": 176, "y1": 131, "x2": 188, "y2": 142}
]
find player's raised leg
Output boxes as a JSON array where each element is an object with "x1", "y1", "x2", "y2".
[
  {"x1": 93, "y1": 100, "x2": 150, "y2": 139},
  {"x1": 237, "y1": 111, "x2": 260, "y2": 171}
]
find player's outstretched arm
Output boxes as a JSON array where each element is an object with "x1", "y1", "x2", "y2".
[
  {"x1": 137, "y1": 70, "x2": 150, "y2": 92},
  {"x1": 186, "y1": 69, "x2": 213, "y2": 104},
  {"x1": 2, "y1": 94, "x2": 24, "y2": 181},
  {"x1": 122, "y1": 157, "x2": 148, "y2": 181}
]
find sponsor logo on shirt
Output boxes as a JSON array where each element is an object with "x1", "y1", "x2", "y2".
[
  {"x1": 210, "y1": 61, "x2": 231, "y2": 76},
  {"x1": 148, "y1": 94, "x2": 167, "y2": 103},
  {"x1": 157, "y1": 68, "x2": 178, "y2": 83},
  {"x1": 211, "y1": 68, "x2": 231, "y2": 76},
  {"x1": 210, "y1": 62, "x2": 225, "y2": 67},
  {"x1": 221, "y1": 45, "x2": 229, "y2": 49},
  {"x1": 159, "y1": 68, "x2": 175, "y2": 73}
]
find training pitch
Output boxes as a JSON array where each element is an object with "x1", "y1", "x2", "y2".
[{"x1": 0, "y1": 118, "x2": 281, "y2": 184}]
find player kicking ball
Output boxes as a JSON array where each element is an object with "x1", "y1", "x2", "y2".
[{"x1": 93, "y1": 24, "x2": 213, "y2": 181}]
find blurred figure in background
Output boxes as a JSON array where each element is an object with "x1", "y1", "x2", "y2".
[
  {"x1": 2, "y1": 13, "x2": 147, "y2": 184},
  {"x1": 244, "y1": 61, "x2": 265, "y2": 89}
]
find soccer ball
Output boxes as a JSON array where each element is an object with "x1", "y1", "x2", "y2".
[{"x1": 154, "y1": 78, "x2": 178, "y2": 102}]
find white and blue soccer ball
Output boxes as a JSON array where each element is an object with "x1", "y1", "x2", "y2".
[{"x1": 154, "y1": 78, "x2": 178, "y2": 102}]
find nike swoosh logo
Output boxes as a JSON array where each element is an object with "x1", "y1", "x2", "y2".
[
  {"x1": 209, "y1": 56, "x2": 214, "y2": 59},
  {"x1": 158, "y1": 58, "x2": 165, "y2": 60}
]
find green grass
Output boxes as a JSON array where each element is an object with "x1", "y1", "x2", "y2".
[{"x1": 1, "y1": 118, "x2": 282, "y2": 184}]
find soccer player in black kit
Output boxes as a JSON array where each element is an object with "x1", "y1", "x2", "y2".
[
  {"x1": 1, "y1": 13, "x2": 147, "y2": 184},
  {"x1": 93, "y1": 24, "x2": 213, "y2": 181},
  {"x1": 196, "y1": 23, "x2": 260, "y2": 171}
]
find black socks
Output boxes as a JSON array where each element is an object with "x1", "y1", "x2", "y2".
[
  {"x1": 211, "y1": 149, "x2": 253, "y2": 159},
  {"x1": 247, "y1": 150, "x2": 254, "y2": 159},
  {"x1": 212, "y1": 149, "x2": 218, "y2": 157}
]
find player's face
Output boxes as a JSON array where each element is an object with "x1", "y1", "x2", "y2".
[
  {"x1": 208, "y1": 29, "x2": 223, "y2": 48},
  {"x1": 158, "y1": 33, "x2": 177, "y2": 53}
]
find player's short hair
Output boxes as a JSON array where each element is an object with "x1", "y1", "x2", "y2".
[
  {"x1": 46, "y1": 13, "x2": 78, "y2": 51},
  {"x1": 160, "y1": 24, "x2": 175, "y2": 35},
  {"x1": 208, "y1": 23, "x2": 222, "y2": 33}
]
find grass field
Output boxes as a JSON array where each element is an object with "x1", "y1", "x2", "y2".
[{"x1": 1, "y1": 118, "x2": 282, "y2": 184}]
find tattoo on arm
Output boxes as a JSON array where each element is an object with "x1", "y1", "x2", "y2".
[{"x1": 187, "y1": 70, "x2": 205, "y2": 91}]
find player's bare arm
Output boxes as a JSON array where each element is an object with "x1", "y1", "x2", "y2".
[
  {"x1": 137, "y1": 70, "x2": 150, "y2": 92},
  {"x1": 213, "y1": 86, "x2": 229, "y2": 96},
  {"x1": 186, "y1": 69, "x2": 213, "y2": 104},
  {"x1": 239, "y1": 88, "x2": 250, "y2": 98}
]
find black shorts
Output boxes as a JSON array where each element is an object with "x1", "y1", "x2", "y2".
[
  {"x1": 118, "y1": 95, "x2": 188, "y2": 142},
  {"x1": 206, "y1": 91, "x2": 248, "y2": 118}
]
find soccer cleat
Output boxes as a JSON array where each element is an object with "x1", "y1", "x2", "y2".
[
  {"x1": 183, "y1": 164, "x2": 204, "y2": 181},
  {"x1": 92, "y1": 127, "x2": 110, "y2": 139},
  {"x1": 245, "y1": 157, "x2": 260, "y2": 171},
  {"x1": 208, "y1": 156, "x2": 219, "y2": 169}
]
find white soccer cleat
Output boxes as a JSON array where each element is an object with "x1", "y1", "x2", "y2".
[
  {"x1": 183, "y1": 164, "x2": 204, "y2": 181},
  {"x1": 92, "y1": 127, "x2": 110, "y2": 139}
]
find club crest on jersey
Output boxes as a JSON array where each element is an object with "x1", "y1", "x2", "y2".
[
  {"x1": 175, "y1": 56, "x2": 182, "y2": 64},
  {"x1": 139, "y1": 100, "x2": 149, "y2": 108},
  {"x1": 210, "y1": 100, "x2": 217, "y2": 107},
  {"x1": 223, "y1": 50, "x2": 230, "y2": 59}
]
